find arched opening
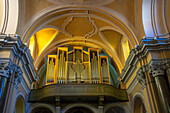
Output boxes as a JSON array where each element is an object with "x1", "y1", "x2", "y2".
[
  {"x1": 65, "y1": 107, "x2": 94, "y2": 113},
  {"x1": 105, "y1": 106, "x2": 126, "y2": 113},
  {"x1": 14, "y1": 97, "x2": 25, "y2": 113},
  {"x1": 31, "y1": 107, "x2": 53, "y2": 113},
  {"x1": 28, "y1": 28, "x2": 58, "y2": 60},
  {"x1": 133, "y1": 97, "x2": 146, "y2": 113}
]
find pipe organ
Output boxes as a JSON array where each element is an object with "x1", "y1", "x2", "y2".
[{"x1": 46, "y1": 46, "x2": 111, "y2": 85}]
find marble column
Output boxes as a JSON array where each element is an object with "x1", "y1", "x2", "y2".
[{"x1": 149, "y1": 65, "x2": 170, "y2": 113}]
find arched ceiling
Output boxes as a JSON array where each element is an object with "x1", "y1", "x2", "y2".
[
  {"x1": 1, "y1": 0, "x2": 167, "y2": 74},
  {"x1": 20, "y1": 0, "x2": 141, "y2": 74},
  {"x1": 28, "y1": 14, "x2": 132, "y2": 74}
]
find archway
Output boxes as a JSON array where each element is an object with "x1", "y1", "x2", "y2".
[
  {"x1": 31, "y1": 107, "x2": 53, "y2": 113},
  {"x1": 105, "y1": 107, "x2": 126, "y2": 113},
  {"x1": 65, "y1": 107, "x2": 94, "y2": 113},
  {"x1": 14, "y1": 97, "x2": 25, "y2": 113},
  {"x1": 133, "y1": 97, "x2": 146, "y2": 113}
]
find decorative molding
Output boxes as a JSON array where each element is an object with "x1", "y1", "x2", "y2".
[
  {"x1": 0, "y1": 58, "x2": 23, "y2": 89},
  {"x1": 120, "y1": 38, "x2": 169, "y2": 82},
  {"x1": 27, "y1": 103, "x2": 56, "y2": 113},
  {"x1": 47, "y1": 0, "x2": 115, "y2": 6},
  {"x1": 28, "y1": 84, "x2": 128, "y2": 102},
  {"x1": 61, "y1": 16, "x2": 98, "y2": 38},
  {"x1": 0, "y1": 34, "x2": 38, "y2": 90},
  {"x1": 61, "y1": 103, "x2": 98, "y2": 113},
  {"x1": 132, "y1": 92, "x2": 148, "y2": 113},
  {"x1": 21, "y1": 5, "x2": 138, "y2": 46},
  {"x1": 0, "y1": 59, "x2": 12, "y2": 78},
  {"x1": 120, "y1": 38, "x2": 169, "y2": 90},
  {"x1": 104, "y1": 103, "x2": 131, "y2": 113},
  {"x1": 136, "y1": 68, "x2": 146, "y2": 89}
]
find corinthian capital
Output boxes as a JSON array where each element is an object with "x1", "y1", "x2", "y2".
[
  {"x1": 149, "y1": 64, "x2": 165, "y2": 77},
  {"x1": 136, "y1": 69, "x2": 146, "y2": 89}
]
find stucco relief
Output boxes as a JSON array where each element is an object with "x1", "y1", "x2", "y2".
[
  {"x1": 47, "y1": 0, "x2": 115, "y2": 5},
  {"x1": 61, "y1": 16, "x2": 98, "y2": 38}
]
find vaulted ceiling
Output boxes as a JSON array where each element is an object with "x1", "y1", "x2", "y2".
[{"x1": 0, "y1": 0, "x2": 169, "y2": 74}]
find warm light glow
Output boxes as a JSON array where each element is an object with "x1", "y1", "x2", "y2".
[
  {"x1": 29, "y1": 28, "x2": 58, "y2": 59},
  {"x1": 14, "y1": 97, "x2": 24, "y2": 113},
  {"x1": 122, "y1": 37, "x2": 130, "y2": 61},
  {"x1": 29, "y1": 35, "x2": 35, "y2": 59}
]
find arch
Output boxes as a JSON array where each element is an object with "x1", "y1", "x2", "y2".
[
  {"x1": 21, "y1": 5, "x2": 138, "y2": 46},
  {"x1": 132, "y1": 92, "x2": 147, "y2": 113},
  {"x1": 142, "y1": 0, "x2": 169, "y2": 37},
  {"x1": 61, "y1": 103, "x2": 98, "y2": 113},
  {"x1": 0, "y1": 0, "x2": 19, "y2": 34},
  {"x1": 104, "y1": 103, "x2": 130, "y2": 113},
  {"x1": 27, "y1": 103, "x2": 55, "y2": 113},
  {"x1": 65, "y1": 107, "x2": 94, "y2": 113},
  {"x1": 28, "y1": 27, "x2": 59, "y2": 60},
  {"x1": 14, "y1": 92, "x2": 25, "y2": 113},
  {"x1": 34, "y1": 38, "x2": 122, "y2": 74}
]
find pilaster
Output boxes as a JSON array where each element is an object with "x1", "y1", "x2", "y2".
[
  {"x1": 120, "y1": 38, "x2": 170, "y2": 113},
  {"x1": 0, "y1": 34, "x2": 37, "y2": 113},
  {"x1": 149, "y1": 63, "x2": 170, "y2": 113}
]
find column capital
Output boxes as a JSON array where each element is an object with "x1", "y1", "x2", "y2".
[
  {"x1": 149, "y1": 63, "x2": 165, "y2": 77},
  {"x1": 13, "y1": 65, "x2": 23, "y2": 89},
  {"x1": 136, "y1": 69, "x2": 146, "y2": 89}
]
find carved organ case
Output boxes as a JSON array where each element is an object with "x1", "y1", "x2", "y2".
[
  {"x1": 46, "y1": 46, "x2": 111, "y2": 85},
  {"x1": 68, "y1": 47, "x2": 90, "y2": 83}
]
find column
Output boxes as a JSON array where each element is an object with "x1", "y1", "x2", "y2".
[
  {"x1": 136, "y1": 68, "x2": 161, "y2": 113},
  {"x1": 98, "y1": 96, "x2": 104, "y2": 113},
  {"x1": 0, "y1": 76, "x2": 8, "y2": 113},
  {"x1": 149, "y1": 65, "x2": 170, "y2": 113},
  {"x1": 0, "y1": 62, "x2": 11, "y2": 113},
  {"x1": 55, "y1": 97, "x2": 60, "y2": 113},
  {"x1": 2, "y1": 63, "x2": 23, "y2": 113}
]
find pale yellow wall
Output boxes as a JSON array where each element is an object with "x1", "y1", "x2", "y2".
[
  {"x1": 106, "y1": 0, "x2": 135, "y2": 26},
  {"x1": 25, "y1": 0, "x2": 54, "y2": 23}
]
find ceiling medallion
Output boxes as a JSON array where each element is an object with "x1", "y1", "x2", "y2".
[
  {"x1": 47, "y1": 0, "x2": 115, "y2": 5},
  {"x1": 61, "y1": 16, "x2": 98, "y2": 38}
]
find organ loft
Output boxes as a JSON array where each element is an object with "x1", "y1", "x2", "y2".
[{"x1": 0, "y1": 0, "x2": 170, "y2": 113}]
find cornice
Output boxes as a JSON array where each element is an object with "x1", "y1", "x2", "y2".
[{"x1": 0, "y1": 34, "x2": 37, "y2": 83}]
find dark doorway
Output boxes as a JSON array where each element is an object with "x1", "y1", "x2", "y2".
[
  {"x1": 66, "y1": 107, "x2": 93, "y2": 113},
  {"x1": 31, "y1": 108, "x2": 52, "y2": 113}
]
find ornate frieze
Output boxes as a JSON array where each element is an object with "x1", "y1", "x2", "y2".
[
  {"x1": 61, "y1": 16, "x2": 98, "y2": 38},
  {"x1": 0, "y1": 34, "x2": 37, "y2": 84},
  {"x1": 149, "y1": 64, "x2": 165, "y2": 78},
  {"x1": 47, "y1": 0, "x2": 115, "y2": 6},
  {"x1": 0, "y1": 60, "x2": 23, "y2": 88}
]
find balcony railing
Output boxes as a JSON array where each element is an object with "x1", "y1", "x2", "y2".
[{"x1": 28, "y1": 84, "x2": 128, "y2": 102}]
